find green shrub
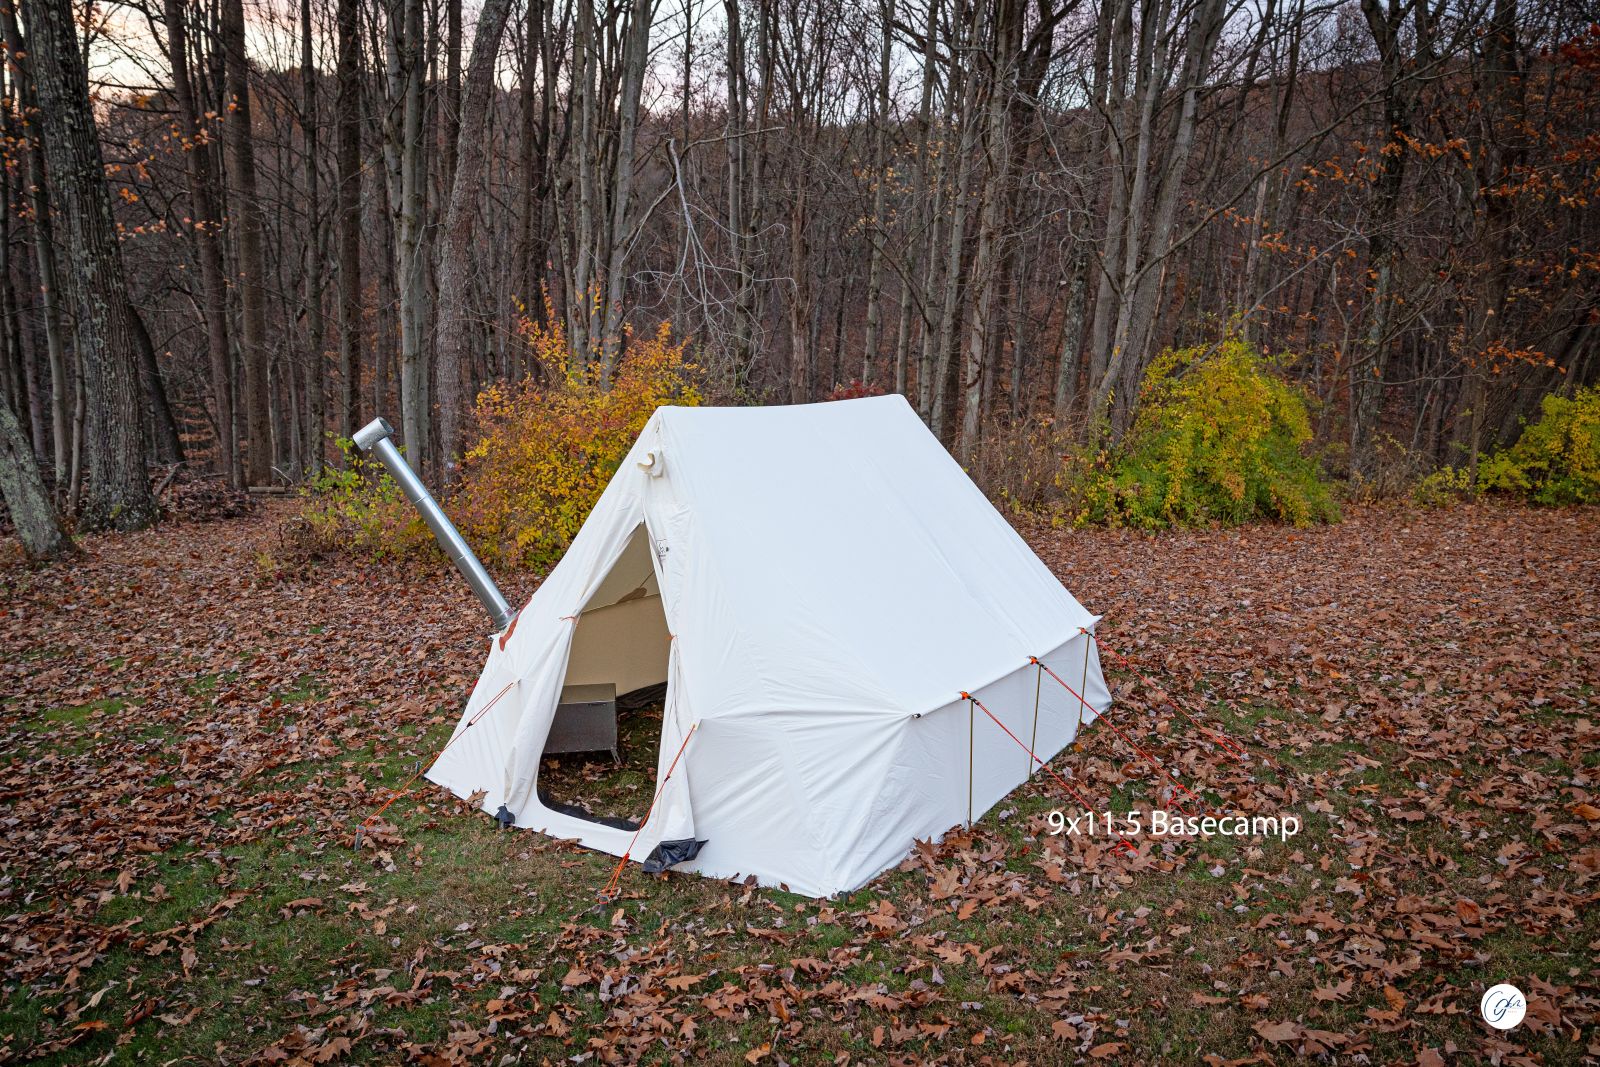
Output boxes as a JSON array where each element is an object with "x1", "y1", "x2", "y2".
[
  {"x1": 1411, "y1": 464, "x2": 1474, "y2": 508},
  {"x1": 290, "y1": 440, "x2": 439, "y2": 560},
  {"x1": 1477, "y1": 385, "x2": 1600, "y2": 505},
  {"x1": 1071, "y1": 338, "x2": 1338, "y2": 529}
]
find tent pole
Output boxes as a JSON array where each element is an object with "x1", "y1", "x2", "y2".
[
  {"x1": 1027, "y1": 662, "x2": 1042, "y2": 779},
  {"x1": 967, "y1": 696, "x2": 975, "y2": 829},
  {"x1": 1073, "y1": 630, "x2": 1092, "y2": 740}
]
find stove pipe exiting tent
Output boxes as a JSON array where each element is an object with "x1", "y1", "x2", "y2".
[{"x1": 352, "y1": 417, "x2": 516, "y2": 633}]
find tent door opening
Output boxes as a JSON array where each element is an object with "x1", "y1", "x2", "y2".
[{"x1": 537, "y1": 524, "x2": 672, "y2": 830}]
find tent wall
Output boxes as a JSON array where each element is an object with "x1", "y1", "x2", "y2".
[
  {"x1": 428, "y1": 434, "x2": 695, "y2": 868},
  {"x1": 820, "y1": 630, "x2": 1110, "y2": 893},
  {"x1": 564, "y1": 595, "x2": 670, "y2": 696},
  {"x1": 664, "y1": 631, "x2": 1109, "y2": 897},
  {"x1": 670, "y1": 714, "x2": 835, "y2": 890}
]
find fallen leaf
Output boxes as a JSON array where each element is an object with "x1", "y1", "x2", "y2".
[{"x1": 1253, "y1": 1020, "x2": 1302, "y2": 1043}]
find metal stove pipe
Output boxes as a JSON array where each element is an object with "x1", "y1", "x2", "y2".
[{"x1": 352, "y1": 417, "x2": 516, "y2": 632}]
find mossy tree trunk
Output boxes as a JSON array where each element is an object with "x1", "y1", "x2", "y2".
[
  {"x1": 23, "y1": 0, "x2": 157, "y2": 531},
  {"x1": 0, "y1": 397, "x2": 74, "y2": 559}
]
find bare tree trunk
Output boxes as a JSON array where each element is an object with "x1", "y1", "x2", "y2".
[
  {"x1": 280, "y1": 354, "x2": 301, "y2": 476},
  {"x1": 1349, "y1": 0, "x2": 1423, "y2": 478},
  {"x1": 1052, "y1": 245, "x2": 1089, "y2": 422},
  {"x1": 375, "y1": 191, "x2": 397, "y2": 417},
  {"x1": 1007, "y1": 241, "x2": 1027, "y2": 415},
  {"x1": 162, "y1": 0, "x2": 236, "y2": 484},
  {"x1": 861, "y1": 0, "x2": 894, "y2": 385},
  {"x1": 565, "y1": 0, "x2": 597, "y2": 364},
  {"x1": 301, "y1": 0, "x2": 326, "y2": 475},
  {"x1": 442, "y1": 0, "x2": 463, "y2": 189},
  {"x1": 130, "y1": 306, "x2": 185, "y2": 464},
  {"x1": 787, "y1": 188, "x2": 812, "y2": 402},
  {"x1": 932, "y1": 1, "x2": 984, "y2": 440},
  {"x1": 722, "y1": 0, "x2": 772, "y2": 388},
  {"x1": 1458, "y1": 0, "x2": 1523, "y2": 479},
  {"x1": 1085, "y1": 0, "x2": 1131, "y2": 402},
  {"x1": 722, "y1": 0, "x2": 747, "y2": 374},
  {"x1": 0, "y1": 4, "x2": 70, "y2": 483},
  {"x1": 1241, "y1": 0, "x2": 1301, "y2": 332},
  {"x1": 518, "y1": 0, "x2": 550, "y2": 323},
  {"x1": 336, "y1": 0, "x2": 362, "y2": 451},
  {"x1": 67, "y1": 343, "x2": 84, "y2": 510},
  {"x1": 435, "y1": 0, "x2": 515, "y2": 471},
  {"x1": 599, "y1": 0, "x2": 658, "y2": 378},
  {"x1": 0, "y1": 154, "x2": 30, "y2": 447},
  {"x1": 221, "y1": 0, "x2": 273, "y2": 484},
  {"x1": 0, "y1": 79, "x2": 43, "y2": 460},
  {"x1": 24, "y1": 0, "x2": 156, "y2": 529},
  {"x1": 392, "y1": 0, "x2": 431, "y2": 468},
  {"x1": 959, "y1": 0, "x2": 1020, "y2": 460},
  {"x1": 908, "y1": 0, "x2": 940, "y2": 413},
  {"x1": 1087, "y1": 0, "x2": 1227, "y2": 441}
]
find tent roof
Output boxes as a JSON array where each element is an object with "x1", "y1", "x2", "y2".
[{"x1": 642, "y1": 394, "x2": 1097, "y2": 718}]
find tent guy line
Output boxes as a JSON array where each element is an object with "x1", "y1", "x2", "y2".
[
  {"x1": 1034, "y1": 652, "x2": 1211, "y2": 819},
  {"x1": 1085, "y1": 629, "x2": 1251, "y2": 762},
  {"x1": 355, "y1": 678, "x2": 520, "y2": 848},
  {"x1": 361, "y1": 396, "x2": 1131, "y2": 894},
  {"x1": 602, "y1": 721, "x2": 700, "y2": 899},
  {"x1": 963, "y1": 692, "x2": 1139, "y2": 858},
  {"x1": 357, "y1": 623, "x2": 1247, "y2": 880}
]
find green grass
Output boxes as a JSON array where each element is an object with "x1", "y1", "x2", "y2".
[
  {"x1": 3, "y1": 725, "x2": 602, "y2": 1063},
  {"x1": 183, "y1": 670, "x2": 237, "y2": 697},
  {"x1": 32, "y1": 698, "x2": 125, "y2": 728},
  {"x1": 0, "y1": 694, "x2": 787, "y2": 1062},
  {"x1": 272, "y1": 673, "x2": 327, "y2": 705}
]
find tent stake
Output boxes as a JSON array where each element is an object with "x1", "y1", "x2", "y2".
[{"x1": 966, "y1": 691, "x2": 1139, "y2": 857}]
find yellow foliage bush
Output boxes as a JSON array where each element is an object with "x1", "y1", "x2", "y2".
[
  {"x1": 455, "y1": 317, "x2": 700, "y2": 569},
  {"x1": 1412, "y1": 386, "x2": 1600, "y2": 507},
  {"x1": 1067, "y1": 338, "x2": 1338, "y2": 528},
  {"x1": 1478, "y1": 385, "x2": 1600, "y2": 505}
]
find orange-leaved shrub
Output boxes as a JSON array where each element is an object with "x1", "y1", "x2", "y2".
[
  {"x1": 291, "y1": 313, "x2": 699, "y2": 570},
  {"x1": 454, "y1": 316, "x2": 700, "y2": 570}
]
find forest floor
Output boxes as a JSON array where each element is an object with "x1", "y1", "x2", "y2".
[{"x1": 1, "y1": 500, "x2": 1597, "y2": 1065}]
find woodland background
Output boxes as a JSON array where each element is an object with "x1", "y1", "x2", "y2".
[{"x1": 0, "y1": 0, "x2": 1597, "y2": 546}]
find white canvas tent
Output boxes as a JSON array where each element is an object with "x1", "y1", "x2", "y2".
[{"x1": 427, "y1": 394, "x2": 1112, "y2": 897}]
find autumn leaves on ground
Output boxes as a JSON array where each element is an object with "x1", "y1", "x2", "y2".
[{"x1": 1, "y1": 502, "x2": 1596, "y2": 1065}]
